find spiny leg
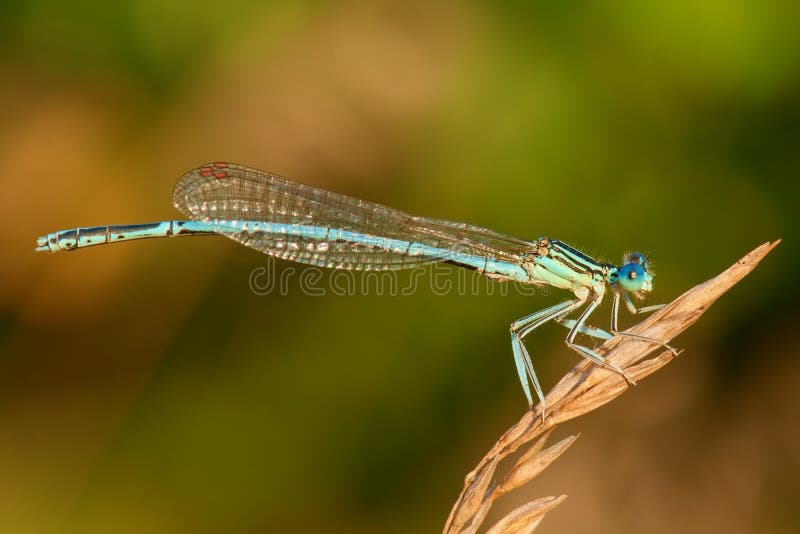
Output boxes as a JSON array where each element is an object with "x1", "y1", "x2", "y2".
[
  {"x1": 564, "y1": 292, "x2": 636, "y2": 384},
  {"x1": 510, "y1": 298, "x2": 585, "y2": 421},
  {"x1": 610, "y1": 293, "x2": 679, "y2": 357},
  {"x1": 556, "y1": 317, "x2": 613, "y2": 341},
  {"x1": 556, "y1": 294, "x2": 679, "y2": 358},
  {"x1": 557, "y1": 295, "x2": 672, "y2": 343}
]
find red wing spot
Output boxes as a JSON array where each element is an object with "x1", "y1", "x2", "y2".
[
  {"x1": 215, "y1": 171, "x2": 228, "y2": 179},
  {"x1": 213, "y1": 162, "x2": 229, "y2": 168},
  {"x1": 200, "y1": 169, "x2": 213, "y2": 177}
]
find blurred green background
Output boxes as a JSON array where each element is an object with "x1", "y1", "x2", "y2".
[{"x1": 1, "y1": 1, "x2": 797, "y2": 532}]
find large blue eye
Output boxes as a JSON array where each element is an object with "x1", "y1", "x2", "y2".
[{"x1": 618, "y1": 262, "x2": 645, "y2": 291}]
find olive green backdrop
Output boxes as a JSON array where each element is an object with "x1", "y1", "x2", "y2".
[{"x1": 0, "y1": 1, "x2": 797, "y2": 532}]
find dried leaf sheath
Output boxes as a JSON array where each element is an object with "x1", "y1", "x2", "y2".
[{"x1": 444, "y1": 240, "x2": 779, "y2": 534}]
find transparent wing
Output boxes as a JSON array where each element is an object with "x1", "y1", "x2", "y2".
[{"x1": 172, "y1": 162, "x2": 535, "y2": 271}]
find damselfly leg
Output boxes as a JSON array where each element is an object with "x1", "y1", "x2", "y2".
[
  {"x1": 563, "y1": 293, "x2": 636, "y2": 385},
  {"x1": 610, "y1": 293, "x2": 679, "y2": 357},
  {"x1": 557, "y1": 293, "x2": 679, "y2": 358},
  {"x1": 510, "y1": 299, "x2": 584, "y2": 418}
]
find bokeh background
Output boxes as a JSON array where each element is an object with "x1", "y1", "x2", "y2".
[{"x1": 1, "y1": 1, "x2": 798, "y2": 533}]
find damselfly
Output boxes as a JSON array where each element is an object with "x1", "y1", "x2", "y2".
[{"x1": 36, "y1": 162, "x2": 676, "y2": 417}]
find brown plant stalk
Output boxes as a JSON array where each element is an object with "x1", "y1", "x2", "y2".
[{"x1": 443, "y1": 240, "x2": 780, "y2": 534}]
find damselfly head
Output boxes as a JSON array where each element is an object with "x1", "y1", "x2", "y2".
[{"x1": 612, "y1": 251, "x2": 653, "y2": 296}]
